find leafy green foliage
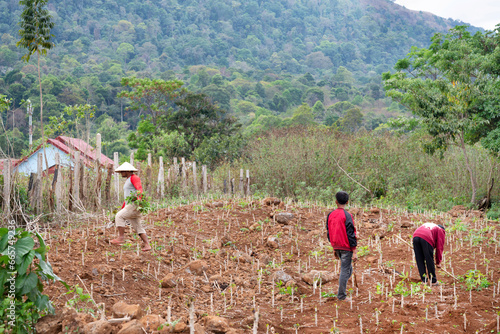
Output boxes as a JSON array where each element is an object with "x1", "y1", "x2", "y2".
[
  {"x1": 66, "y1": 284, "x2": 95, "y2": 315},
  {"x1": 459, "y1": 270, "x2": 490, "y2": 291},
  {"x1": 17, "y1": 0, "x2": 55, "y2": 62},
  {"x1": 383, "y1": 25, "x2": 500, "y2": 203},
  {"x1": 125, "y1": 192, "x2": 151, "y2": 214},
  {"x1": 0, "y1": 227, "x2": 67, "y2": 332}
]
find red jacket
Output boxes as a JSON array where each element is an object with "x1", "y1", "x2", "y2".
[
  {"x1": 326, "y1": 208, "x2": 357, "y2": 251},
  {"x1": 413, "y1": 223, "x2": 446, "y2": 265}
]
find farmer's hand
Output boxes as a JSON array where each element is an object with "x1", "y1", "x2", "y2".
[
  {"x1": 436, "y1": 263, "x2": 441, "y2": 268},
  {"x1": 352, "y1": 252, "x2": 358, "y2": 263},
  {"x1": 334, "y1": 251, "x2": 339, "y2": 260}
]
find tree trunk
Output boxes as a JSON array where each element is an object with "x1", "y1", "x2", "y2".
[{"x1": 459, "y1": 134, "x2": 477, "y2": 204}]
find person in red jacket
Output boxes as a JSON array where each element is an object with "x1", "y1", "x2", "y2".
[
  {"x1": 110, "y1": 162, "x2": 151, "y2": 251},
  {"x1": 326, "y1": 191, "x2": 357, "y2": 301},
  {"x1": 412, "y1": 223, "x2": 446, "y2": 284}
]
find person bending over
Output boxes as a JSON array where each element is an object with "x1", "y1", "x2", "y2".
[{"x1": 412, "y1": 223, "x2": 445, "y2": 285}]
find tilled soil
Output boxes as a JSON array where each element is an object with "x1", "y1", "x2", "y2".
[{"x1": 40, "y1": 199, "x2": 500, "y2": 333}]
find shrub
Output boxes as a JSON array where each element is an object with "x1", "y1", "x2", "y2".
[{"x1": 0, "y1": 227, "x2": 67, "y2": 332}]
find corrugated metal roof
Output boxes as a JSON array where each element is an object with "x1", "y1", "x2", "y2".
[
  {"x1": 13, "y1": 136, "x2": 114, "y2": 170},
  {"x1": 56, "y1": 136, "x2": 114, "y2": 166}
]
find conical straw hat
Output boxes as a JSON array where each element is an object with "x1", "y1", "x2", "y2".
[{"x1": 115, "y1": 162, "x2": 138, "y2": 172}]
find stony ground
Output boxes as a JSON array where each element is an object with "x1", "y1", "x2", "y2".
[{"x1": 36, "y1": 198, "x2": 500, "y2": 333}]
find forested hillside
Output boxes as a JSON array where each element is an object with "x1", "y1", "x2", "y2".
[{"x1": 0, "y1": 0, "x2": 481, "y2": 159}]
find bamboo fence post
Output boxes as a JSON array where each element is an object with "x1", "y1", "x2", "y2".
[
  {"x1": 105, "y1": 164, "x2": 113, "y2": 206},
  {"x1": 114, "y1": 152, "x2": 119, "y2": 202},
  {"x1": 37, "y1": 152, "x2": 43, "y2": 214},
  {"x1": 73, "y1": 152, "x2": 80, "y2": 209},
  {"x1": 173, "y1": 157, "x2": 178, "y2": 182},
  {"x1": 239, "y1": 169, "x2": 244, "y2": 197},
  {"x1": 181, "y1": 157, "x2": 186, "y2": 190},
  {"x1": 146, "y1": 153, "x2": 152, "y2": 193},
  {"x1": 79, "y1": 156, "x2": 85, "y2": 206},
  {"x1": 130, "y1": 152, "x2": 134, "y2": 165},
  {"x1": 246, "y1": 169, "x2": 250, "y2": 196},
  {"x1": 96, "y1": 133, "x2": 102, "y2": 207},
  {"x1": 193, "y1": 161, "x2": 198, "y2": 195},
  {"x1": 2, "y1": 159, "x2": 11, "y2": 217},
  {"x1": 54, "y1": 153, "x2": 62, "y2": 212},
  {"x1": 202, "y1": 165, "x2": 207, "y2": 194},
  {"x1": 158, "y1": 156, "x2": 165, "y2": 198}
]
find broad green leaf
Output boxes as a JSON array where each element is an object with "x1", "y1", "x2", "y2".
[
  {"x1": 34, "y1": 232, "x2": 47, "y2": 258},
  {"x1": 34, "y1": 294, "x2": 51, "y2": 312},
  {"x1": 14, "y1": 237, "x2": 35, "y2": 262},
  {"x1": 18, "y1": 272, "x2": 38, "y2": 296},
  {"x1": 18, "y1": 250, "x2": 35, "y2": 276},
  {"x1": 0, "y1": 228, "x2": 9, "y2": 252},
  {"x1": 0, "y1": 270, "x2": 9, "y2": 296}
]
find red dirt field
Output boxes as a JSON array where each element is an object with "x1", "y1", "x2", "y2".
[{"x1": 38, "y1": 198, "x2": 500, "y2": 333}]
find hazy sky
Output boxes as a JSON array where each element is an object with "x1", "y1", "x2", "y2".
[{"x1": 394, "y1": 0, "x2": 499, "y2": 31}]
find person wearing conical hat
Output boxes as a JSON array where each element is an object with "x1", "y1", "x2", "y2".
[{"x1": 111, "y1": 162, "x2": 151, "y2": 251}]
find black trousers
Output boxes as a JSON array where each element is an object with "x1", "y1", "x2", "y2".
[{"x1": 412, "y1": 236, "x2": 437, "y2": 283}]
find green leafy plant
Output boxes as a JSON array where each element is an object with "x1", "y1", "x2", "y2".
[
  {"x1": 125, "y1": 192, "x2": 151, "y2": 214},
  {"x1": 459, "y1": 270, "x2": 490, "y2": 291},
  {"x1": 0, "y1": 227, "x2": 68, "y2": 332},
  {"x1": 66, "y1": 284, "x2": 94, "y2": 315},
  {"x1": 357, "y1": 246, "x2": 370, "y2": 257},
  {"x1": 278, "y1": 286, "x2": 297, "y2": 296},
  {"x1": 321, "y1": 291, "x2": 337, "y2": 298}
]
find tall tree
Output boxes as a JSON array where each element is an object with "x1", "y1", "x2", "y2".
[
  {"x1": 17, "y1": 0, "x2": 55, "y2": 159},
  {"x1": 168, "y1": 92, "x2": 240, "y2": 152},
  {"x1": 118, "y1": 77, "x2": 184, "y2": 127},
  {"x1": 383, "y1": 26, "x2": 500, "y2": 204}
]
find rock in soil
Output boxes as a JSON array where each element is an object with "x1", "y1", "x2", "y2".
[
  {"x1": 234, "y1": 251, "x2": 252, "y2": 263},
  {"x1": 185, "y1": 260, "x2": 208, "y2": 275},
  {"x1": 161, "y1": 273, "x2": 177, "y2": 288},
  {"x1": 272, "y1": 270, "x2": 293, "y2": 284},
  {"x1": 202, "y1": 315, "x2": 230, "y2": 333},
  {"x1": 263, "y1": 197, "x2": 281, "y2": 206},
  {"x1": 83, "y1": 319, "x2": 113, "y2": 334},
  {"x1": 112, "y1": 301, "x2": 143, "y2": 319},
  {"x1": 194, "y1": 323, "x2": 206, "y2": 334},
  {"x1": 266, "y1": 236, "x2": 279, "y2": 249},
  {"x1": 274, "y1": 212, "x2": 294, "y2": 225},
  {"x1": 302, "y1": 270, "x2": 336, "y2": 285},
  {"x1": 35, "y1": 315, "x2": 62, "y2": 334},
  {"x1": 171, "y1": 320, "x2": 187, "y2": 332},
  {"x1": 117, "y1": 320, "x2": 144, "y2": 334},
  {"x1": 139, "y1": 314, "x2": 164, "y2": 331}
]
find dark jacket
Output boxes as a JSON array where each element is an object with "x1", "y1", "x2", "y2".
[
  {"x1": 413, "y1": 223, "x2": 445, "y2": 265},
  {"x1": 326, "y1": 208, "x2": 357, "y2": 251}
]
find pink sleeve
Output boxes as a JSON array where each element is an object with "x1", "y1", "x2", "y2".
[
  {"x1": 435, "y1": 229, "x2": 445, "y2": 265},
  {"x1": 130, "y1": 174, "x2": 143, "y2": 193}
]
